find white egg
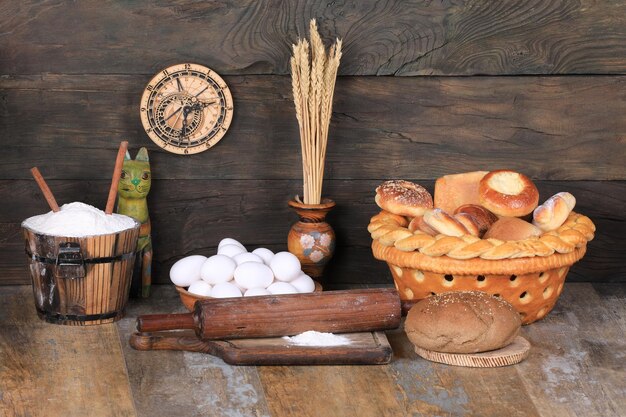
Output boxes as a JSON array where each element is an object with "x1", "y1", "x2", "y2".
[
  {"x1": 211, "y1": 282, "x2": 242, "y2": 298},
  {"x1": 200, "y1": 255, "x2": 237, "y2": 284},
  {"x1": 169, "y1": 255, "x2": 207, "y2": 287},
  {"x1": 291, "y1": 274, "x2": 316, "y2": 293},
  {"x1": 187, "y1": 281, "x2": 212, "y2": 297},
  {"x1": 244, "y1": 287, "x2": 272, "y2": 297},
  {"x1": 233, "y1": 252, "x2": 264, "y2": 265},
  {"x1": 270, "y1": 252, "x2": 301, "y2": 282},
  {"x1": 218, "y1": 244, "x2": 247, "y2": 258},
  {"x1": 218, "y1": 238, "x2": 246, "y2": 251},
  {"x1": 252, "y1": 248, "x2": 274, "y2": 265},
  {"x1": 267, "y1": 282, "x2": 299, "y2": 295},
  {"x1": 234, "y1": 262, "x2": 274, "y2": 290}
]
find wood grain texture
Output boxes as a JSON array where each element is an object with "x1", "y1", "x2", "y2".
[
  {"x1": 514, "y1": 283, "x2": 626, "y2": 417},
  {"x1": 1, "y1": 74, "x2": 625, "y2": 181},
  {"x1": 1, "y1": 0, "x2": 625, "y2": 76},
  {"x1": 386, "y1": 327, "x2": 540, "y2": 416},
  {"x1": 2, "y1": 179, "x2": 624, "y2": 286},
  {"x1": 0, "y1": 286, "x2": 136, "y2": 417},
  {"x1": 115, "y1": 285, "x2": 272, "y2": 417},
  {"x1": 128, "y1": 330, "x2": 393, "y2": 366},
  {"x1": 258, "y1": 364, "x2": 406, "y2": 417}
]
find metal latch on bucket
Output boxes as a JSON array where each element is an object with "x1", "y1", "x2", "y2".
[{"x1": 54, "y1": 242, "x2": 85, "y2": 279}]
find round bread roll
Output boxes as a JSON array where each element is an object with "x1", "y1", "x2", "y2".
[
  {"x1": 478, "y1": 170, "x2": 539, "y2": 217},
  {"x1": 532, "y1": 192, "x2": 576, "y2": 232},
  {"x1": 375, "y1": 180, "x2": 433, "y2": 217},
  {"x1": 423, "y1": 208, "x2": 469, "y2": 237},
  {"x1": 404, "y1": 291, "x2": 522, "y2": 354},
  {"x1": 483, "y1": 217, "x2": 542, "y2": 241}
]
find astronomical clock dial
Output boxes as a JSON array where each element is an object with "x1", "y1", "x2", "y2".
[{"x1": 140, "y1": 63, "x2": 234, "y2": 155}]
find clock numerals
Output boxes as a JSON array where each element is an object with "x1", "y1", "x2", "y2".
[{"x1": 140, "y1": 63, "x2": 233, "y2": 155}]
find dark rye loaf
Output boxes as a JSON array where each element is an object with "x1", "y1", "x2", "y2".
[{"x1": 404, "y1": 291, "x2": 522, "y2": 354}]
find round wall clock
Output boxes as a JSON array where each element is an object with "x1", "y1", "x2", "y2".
[{"x1": 140, "y1": 63, "x2": 234, "y2": 154}]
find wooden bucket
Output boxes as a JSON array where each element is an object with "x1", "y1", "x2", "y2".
[{"x1": 22, "y1": 221, "x2": 140, "y2": 325}]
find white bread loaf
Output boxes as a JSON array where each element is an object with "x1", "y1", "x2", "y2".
[{"x1": 434, "y1": 171, "x2": 488, "y2": 214}]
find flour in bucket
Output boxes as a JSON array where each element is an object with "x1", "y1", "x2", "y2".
[{"x1": 22, "y1": 202, "x2": 136, "y2": 237}]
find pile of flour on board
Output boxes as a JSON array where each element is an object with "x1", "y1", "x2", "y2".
[
  {"x1": 22, "y1": 202, "x2": 136, "y2": 237},
  {"x1": 283, "y1": 330, "x2": 351, "y2": 347}
]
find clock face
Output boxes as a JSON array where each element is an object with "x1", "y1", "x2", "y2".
[{"x1": 140, "y1": 63, "x2": 234, "y2": 154}]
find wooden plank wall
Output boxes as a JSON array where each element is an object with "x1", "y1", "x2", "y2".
[{"x1": 1, "y1": 0, "x2": 624, "y2": 286}]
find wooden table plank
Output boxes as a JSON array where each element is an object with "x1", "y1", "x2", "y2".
[
  {"x1": 515, "y1": 283, "x2": 626, "y2": 417},
  {"x1": 116, "y1": 286, "x2": 271, "y2": 417},
  {"x1": 0, "y1": 286, "x2": 136, "y2": 417},
  {"x1": 258, "y1": 365, "x2": 406, "y2": 417},
  {"x1": 386, "y1": 327, "x2": 540, "y2": 417}
]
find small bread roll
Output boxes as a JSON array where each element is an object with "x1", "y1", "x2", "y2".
[
  {"x1": 405, "y1": 291, "x2": 521, "y2": 354},
  {"x1": 478, "y1": 170, "x2": 539, "y2": 217},
  {"x1": 454, "y1": 212, "x2": 481, "y2": 236},
  {"x1": 434, "y1": 171, "x2": 488, "y2": 213},
  {"x1": 533, "y1": 192, "x2": 576, "y2": 232},
  {"x1": 454, "y1": 204, "x2": 499, "y2": 237},
  {"x1": 483, "y1": 217, "x2": 542, "y2": 241},
  {"x1": 375, "y1": 180, "x2": 433, "y2": 217},
  {"x1": 408, "y1": 216, "x2": 438, "y2": 236},
  {"x1": 423, "y1": 209, "x2": 469, "y2": 237}
]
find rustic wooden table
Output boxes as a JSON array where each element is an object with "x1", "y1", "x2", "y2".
[{"x1": 1, "y1": 283, "x2": 624, "y2": 417}]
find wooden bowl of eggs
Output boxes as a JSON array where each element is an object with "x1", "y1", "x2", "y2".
[{"x1": 171, "y1": 238, "x2": 321, "y2": 312}]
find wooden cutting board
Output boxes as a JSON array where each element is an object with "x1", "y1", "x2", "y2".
[{"x1": 130, "y1": 330, "x2": 393, "y2": 365}]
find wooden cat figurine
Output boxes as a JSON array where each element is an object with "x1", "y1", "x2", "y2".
[{"x1": 117, "y1": 147, "x2": 152, "y2": 298}]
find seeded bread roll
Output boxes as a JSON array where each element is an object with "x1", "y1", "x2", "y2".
[
  {"x1": 483, "y1": 217, "x2": 542, "y2": 241},
  {"x1": 375, "y1": 180, "x2": 433, "y2": 217},
  {"x1": 478, "y1": 170, "x2": 539, "y2": 217},
  {"x1": 404, "y1": 291, "x2": 522, "y2": 354}
]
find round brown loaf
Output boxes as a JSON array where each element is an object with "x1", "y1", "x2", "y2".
[
  {"x1": 404, "y1": 291, "x2": 522, "y2": 354},
  {"x1": 483, "y1": 217, "x2": 542, "y2": 241},
  {"x1": 375, "y1": 180, "x2": 433, "y2": 217},
  {"x1": 478, "y1": 170, "x2": 539, "y2": 217}
]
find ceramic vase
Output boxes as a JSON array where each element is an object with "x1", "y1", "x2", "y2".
[{"x1": 287, "y1": 198, "x2": 336, "y2": 281}]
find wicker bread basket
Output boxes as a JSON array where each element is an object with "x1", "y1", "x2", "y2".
[{"x1": 369, "y1": 210, "x2": 595, "y2": 324}]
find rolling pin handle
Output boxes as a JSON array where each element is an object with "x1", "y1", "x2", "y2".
[{"x1": 136, "y1": 313, "x2": 196, "y2": 333}]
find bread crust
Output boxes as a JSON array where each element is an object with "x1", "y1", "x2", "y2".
[
  {"x1": 423, "y1": 208, "x2": 469, "y2": 237},
  {"x1": 375, "y1": 180, "x2": 433, "y2": 217},
  {"x1": 404, "y1": 291, "x2": 521, "y2": 354},
  {"x1": 434, "y1": 171, "x2": 488, "y2": 214},
  {"x1": 454, "y1": 204, "x2": 499, "y2": 237},
  {"x1": 408, "y1": 216, "x2": 438, "y2": 236},
  {"x1": 483, "y1": 217, "x2": 542, "y2": 241},
  {"x1": 533, "y1": 192, "x2": 576, "y2": 232},
  {"x1": 479, "y1": 170, "x2": 539, "y2": 217}
]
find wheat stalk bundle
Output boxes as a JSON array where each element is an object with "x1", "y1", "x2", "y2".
[{"x1": 291, "y1": 19, "x2": 342, "y2": 204}]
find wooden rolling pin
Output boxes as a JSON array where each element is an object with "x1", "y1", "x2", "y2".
[{"x1": 136, "y1": 288, "x2": 402, "y2": 340}]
